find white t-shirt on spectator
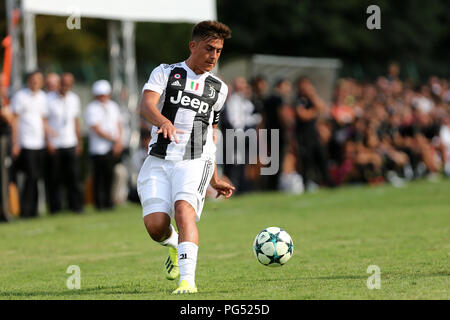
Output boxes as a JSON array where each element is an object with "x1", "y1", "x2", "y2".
[
  {"x1": 440, "y1": 125, "x2": 450, "y2": 159},
  {"x1": 46, "y1": 91, "x2": 81, "y2": 149},
  {"x1": 84, "y1": 99, "x2": 121, "y2": 155},
  {"x1": 11, "y1": 88, "x2": 48, "y2": 150},
  {"x1": 226, "y1": 92, "x2": 261, "y2": 130},
  {"x1": 413, "y1": 96, "x2": 434, "y2": 114}
]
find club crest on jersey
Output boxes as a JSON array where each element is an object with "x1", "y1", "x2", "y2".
[
  {"x1": 170, "y1": 90, "x2": 209, "y2": 114},
  {"x1": 206, "y1": 84, "x2": 216, "y2": 99}
]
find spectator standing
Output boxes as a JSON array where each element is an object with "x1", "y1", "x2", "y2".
[
  {"x1": 11, "y1": 71, "x2": 48, "y2": 218},
  {"x1": 222, "y1": 77, "x2": 261, "y2": 193},
  {"x1": 84, "y1": 80, "x2": 123, "y2": 210},
  {"x1": 128, "y1": 129, "x2": 151, "y2": 203},
  {"x1": 247, "y1": 75, "x2": 269, "y2": 191},
  {"x1": 44, "y1": 73, "x2": 60, "y2": 93},
  {"x1": 0, "y1": 74, "x2": 14, "y2": 219},
  {"x1": 43, "y1": 72, "x2": 61, "y2": 211},
  {"x1": 250, "y1": 75, "x2": 268, "y2": 115},
  {"x1": 262, "y1": 79, "x2": 293, "y2": 190},
  {"x1": 294, "y1": 77, "x2": 333, "y2": 190},
  {"x1": 440, "y1": 115, "x2": 450, "y2": 177},
  {"x1": 45, "y1": 73, "x2": 83, "y2": 213}
]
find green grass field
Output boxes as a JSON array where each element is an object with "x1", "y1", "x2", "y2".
[{"x1": 0, "y1": 179, "x2": 449, "y2": 300}]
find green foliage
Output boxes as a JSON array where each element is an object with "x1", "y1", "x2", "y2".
[
  {"x1": 35, "y1": 15, "x2": 109, "y2": 81},
  {"x1": 135, "y1": 22, "x2": 192, "y2": 82},
  {"x1": 217, "y1": 0, "x2": 450, "y2": 79},
  {"x1": 1, "y1": 1, "x2": 450, "y2": 82}
]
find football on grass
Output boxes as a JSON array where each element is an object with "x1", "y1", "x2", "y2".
[{"x1": 253, "y1": 227, "x2": 294, "y2": 267}]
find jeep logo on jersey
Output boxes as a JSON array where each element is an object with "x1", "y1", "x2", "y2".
[{"x1": 170, "y1": 90, "x2": 210, "y2": 114}]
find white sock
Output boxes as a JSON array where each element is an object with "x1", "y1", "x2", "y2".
[
  {"x1": 158, "y1": 224, "x2": 178, "y2": 249},
  {"x1": 178, "y1": 241, "x2": 198, "y2": 288}
]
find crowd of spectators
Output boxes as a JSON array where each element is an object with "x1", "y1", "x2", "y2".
[
  {"x1": 1, "y1": 62, "x2": 450, "y2": 220},
  {"x1": 0, "y1": 71, "x2": 128, "y2": 219},
  {"x1": 220, "y1": 63, "x2": 450, "y2": 194}
]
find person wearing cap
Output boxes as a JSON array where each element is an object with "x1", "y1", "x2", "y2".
[
  {"x1": 84, "y1": 80, "x2": 123, "y2": 210},
  {"x1": 45, "y1": 73, "x2": 83, "y2": 213}
]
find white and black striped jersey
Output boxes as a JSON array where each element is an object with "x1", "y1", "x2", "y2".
[{"x1": 142, "y1": 61, "x2": 228, "y2": 161}]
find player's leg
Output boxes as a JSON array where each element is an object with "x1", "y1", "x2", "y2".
[
  {"x1": 137, "y1": 155, "x2": 179, "y2": 280},
  {"x1": 143, "y1": 211, "x2": 180, "y2": 280},
  {"x1": 174, "y1": 200, "x2": 198, "y2": 244},
  {"x1": 143, "y1": 211, "x2": 175, "y2": 244},
  {"x1": 173, "y1": 200, "x2": 198, "y2": 294},
  {"x1": 170, "y1": 158, "x2": 214, "y2": 294}
]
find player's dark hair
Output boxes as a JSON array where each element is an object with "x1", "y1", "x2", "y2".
[{"x1": 192, "y1": 20, "x2": 231, "y2": 41}]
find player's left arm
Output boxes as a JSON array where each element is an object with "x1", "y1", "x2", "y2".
[{"x1": 210, "y1": 124, "x2": 235, "y2": 198}]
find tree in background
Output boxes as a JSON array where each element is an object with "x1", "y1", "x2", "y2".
[
  {"x1": 1, "y1": 1, "x2": 450, "y2": 82},
  {"x1": 217, "y1": 0, "x2": 450, "y2": 80}
]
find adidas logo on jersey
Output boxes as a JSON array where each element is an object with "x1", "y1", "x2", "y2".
[
  {"x1": 171, "y1": 80, "x2": 182, "y2": 87},
  {"x1": 170, "y1": 90, "x2": 210, "y2": 114}
]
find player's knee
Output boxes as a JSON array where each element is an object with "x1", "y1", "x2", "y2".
[
  {"x1": 143, "y1": 215, "x2": 170, "y2": 242},
  {"x1": 145, "y1": 224, "x2": 168, "y2": 242},
  {"x1": 174, "y1": 200, "x2": 196, "y2": 225},
  {"x1": 148, "y1": 230, "x2": 164, "y2": 242}
]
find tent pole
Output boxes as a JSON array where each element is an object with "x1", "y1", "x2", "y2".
[
  {"x1": 22, "y1": 11, "x2": 37, "y2": 73},
  {"x1": 6, "y1": 0, "x2": 22, "y2": 92},
  {"x1": 108, "y1": 20, "x2": 123, "y2": 104},
  {"x1": 121, "y1": 20, "x2": 139, "y2": 152}
]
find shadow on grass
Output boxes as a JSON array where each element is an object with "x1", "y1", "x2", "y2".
[
  {"x1": 309, "y1": 275, "x2": 368, "y2": 280},
  {"x1": 232, "y1": 270, "x2": 450, "y2": 284},
  {"x1": 0, "y1": 284, "x2": 161, "y2": 298}
]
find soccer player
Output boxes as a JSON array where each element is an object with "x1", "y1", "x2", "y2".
[{"x1": 138, "y1": 20, "x2": 235, "y2": 294}]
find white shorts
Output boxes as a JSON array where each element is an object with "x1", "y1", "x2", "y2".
[{"x1": 137, "y1": 155, "x2": 214, "y2": 221}]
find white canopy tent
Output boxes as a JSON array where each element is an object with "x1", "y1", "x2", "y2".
[
  {"x1": 7, "y1": 0, "x2": 217, "y2": 150},
  {"x1": 22, "y1": 0, "x2": 217, "y2": 23}
]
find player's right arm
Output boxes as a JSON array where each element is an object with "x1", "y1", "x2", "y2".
[
  {"x1": 140, "y1": 64, "x2": 183, "y2": 143},
  {"x1": 140, "y1": 90, "x2": 183, "y2": 143}
]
